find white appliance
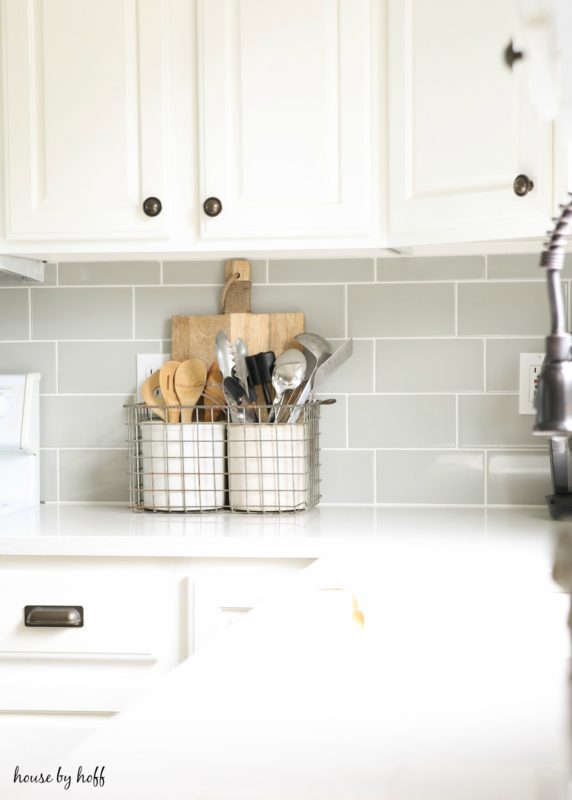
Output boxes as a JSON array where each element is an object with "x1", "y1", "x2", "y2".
[{"x1": 0, "y1": 373, "x2": 41, "y2": 514}]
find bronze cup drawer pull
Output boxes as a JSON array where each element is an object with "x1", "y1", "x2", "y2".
[{"x1": 24, "y1": 605, "x2": 83, "y2": 628}]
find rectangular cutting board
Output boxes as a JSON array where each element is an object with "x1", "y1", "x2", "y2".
[{"x1": 171, "y1": 260, "x2": 304, "y2": 366}]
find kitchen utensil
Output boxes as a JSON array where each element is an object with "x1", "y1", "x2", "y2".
[
  {"x1": 172, "y1": 260, "x2": 304, "y2": 366},
  {"x1": 246, "y1": 352, "x2": 275, "y2": 406},
  {"x1": 224, "y1": 377, "x2": 257, "y2": 424},
  {"x1": 0, "y1": 373, "x2": 41, "y2": 514},
  {"x1": 141, "y1": 370, "x2": 166, "y2": 421},
  {"x1": 202, "y1": 362, "x2": 226, "y2": 421},
  {"x1": 234, "y1": 337, "x2": 256, "y2": 401},
  {"x1": 312, "y1": 338, "x2": 353, "y2": 392},
  {"x1": 289, "y1": 333, "x2": 333, "y2": 422},
  {"x1": 216, "y1": 330, "x2": 236, "y2": 380},
  {"x1": 159, "y1": 360, "x2": 181, "y2": 423},
  {"x1": 174, "y1": 359, "x2": 207, "y2": 423},
  {"x1": 268, "y1": 349, "x2": 307, "y2": 423}
]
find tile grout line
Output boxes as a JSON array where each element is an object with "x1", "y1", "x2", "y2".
[
  {"x1": 344, "y1": 284, "x2": 348, "y2": 337},
  {"x1": 159, "y1": 261, "x2": 164, "y2": 285},
  {"x1": 27, "y1": 287, "x2": 32, "y2": 340},
  {"x1": 484, "y1": 450, "x2": 488, "y2": 505},
  {"x1": 484, "y1": 253, "x2": 488, "y2": 280},
  {"x1": 483, "y1": 338, "x2": 487, "y2": 392},
  {"x1": 56, "y1": 449, "x2": 60, "y2": 503},
  {"x1": 265, "y1": 259, "x2": 269, "y2": 283},
  {"x1": 131, "y1": 287, "x2": 136, "y2": 339},
  {"x1": 54, "y1": 342, "x2": 59, "y2": 393},
  {"x1": 455, "y1": 394, "x2": 459, "y2": 448},
  {"x1": 454, "y1": 282, "x2": 458, "y2": 336},
  {"x1": 372, "y1": 448, "x2": 377, "y2": 504}
]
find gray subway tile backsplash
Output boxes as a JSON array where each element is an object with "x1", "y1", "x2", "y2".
[
  {"x1": 457, "y1": 282, "x2": 553, "y2": 336},
  {"x1": 348, "y1": 283, "x2": 454, "y2": 337},
  {"x1": 135, "y1": 286, "x2": 219, "y2": 339},
  {"x1": 378, "y1": 255, "x2": 485, "y2": 281},
  {"x1": 59, "y1": 449, "x2": 129, "y2": 502},
  {"x1": 0, "y1": 342, "x2": 57, "y2": 392},
  {"x1": 32, "y1": 287, "x2": 133, "y2": 340},
  {"x1": 59, "y1": 261, "x2": 161, "y2": 286},
  {"x1": 487, "y1": 450, "x2": 551, "y2": 505},
  {"x1": 58, "y1": 340, "x2": 160, "y2": 394},
  {"x1": 376, "y1": 339, "x2": 483, "y2": 393},
  {"x1": 318, "y1": 395, "x2": 347, "y2": 449},
  {"x1": 318, "y1": 339, "x2": 374, "y2": 393},
  {"x1": 376, "y1": 450, "x2": 484, "y2": 504},
  {"x1": 269, "y1": 258, "x2": 374, "y2": 283},
  {"x1": 252, "y1": 284, "x2": 346, "y2": 338},
  {"x1": 40, "y1": 450, "x2": 58, "y2": 502},
  {"x1": 40, "y1": 396, "x2": 130, "y2": 448},
  {"x1": 458, "y1": 395, "x2": 541, "y2": 447},
  {"x1": 349, "y1": 395, "x2": 456, "y2": 448},
  {"x1": 0, "y1": 257, "x2": 553, "y2": 506},
  {"x1": 320, "y1": 450, "x2": 375, "y2": 504},
  {"x1": 0, "y1": 288, "x2": 29, "y2": 339},
  {"x1": 486, "y1": 254, "x2": 546, "y2": 280},
  {"x1": 163, "y1": 260, "x2": 267, "y2": 285},
  {"x1": 485, "y1": 338, "x2": 544, "y2": 392}
]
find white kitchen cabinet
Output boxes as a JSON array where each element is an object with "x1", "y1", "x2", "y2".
[
  {"x1": 0, "y1": 554, "x2": 312, "y2": 736},
  {"x1": 1, "y1": 0, "x2": 171, "y2": 242},
  {"x1": 387, "y1": 0, "x2": 554, "y2": 247},
  {"x1": 197, "y1": 0, "x2": 378, "y2": 243}
]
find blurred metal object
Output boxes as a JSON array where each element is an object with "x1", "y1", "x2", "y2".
[
  {"x1": 534, "y1": 195, "x2": 572, "y2": 518},
  {"x1": 534, "y1": 196, "x2": 572, "y2": 438}
]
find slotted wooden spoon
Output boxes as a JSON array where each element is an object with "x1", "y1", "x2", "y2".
[
  {"x1": 159, "y1": 360, "x2": 181, "y2": 423},
  {"x1": 175, "y1": 359, "x2": 207, "y2": 423},
  {"x1": 141, "y1": 370, "x2": 166, "y2": 421}
]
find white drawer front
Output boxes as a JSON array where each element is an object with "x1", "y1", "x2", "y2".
[{"x1": 0, "y1": 559, "x2": 180, "y2": 714}]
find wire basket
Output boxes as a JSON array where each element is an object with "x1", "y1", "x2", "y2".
[{"x1": 125, "y1": 403, "x2": 322, "y2": 513}]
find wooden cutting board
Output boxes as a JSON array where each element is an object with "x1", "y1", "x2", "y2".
[{"x1": 171, "y1": 260, "x2": 304, "y2": 365}]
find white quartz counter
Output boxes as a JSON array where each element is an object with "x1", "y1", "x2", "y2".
[
  {"x1": 0, "y1": 503, "x2": 568, "y2": 558},
  {"x1": 9, "y1": 505, "x2": 572, "y2": 799}
]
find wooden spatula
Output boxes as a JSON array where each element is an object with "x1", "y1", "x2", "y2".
[
  {"x1": 141, "y1": 370, "x2": 166, "y2": 421},
  {"x1": 175, "y1": 359, "x2": 207, "y2": 423},
  {"x1": 203, "y1": 361, "x2": 226, "y2": 421},
  {"x1": 159, "y1": 360, "x2": 181, "y2": 423}
]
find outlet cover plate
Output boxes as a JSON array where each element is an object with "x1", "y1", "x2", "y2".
[
  {"x1": 519, "y1": 352, "x2": 545, "y2": 415},
  {"x1": 136, "y1": 353, "x2": 169, "y2": 401}
]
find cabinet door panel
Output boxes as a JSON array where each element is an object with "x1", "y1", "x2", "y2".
[
  {"x1": 0, "y1": 559, "x2": 180, "y2": 714},
  {"x1": 388, "y1": 0, "x2": 553, "y2": 245},
  {"x1": 198, "y1": 0, "x2": 374, "y2": 239},
  {"x1": 2, "y1": 0, "x2": 169, "y2": 240}
]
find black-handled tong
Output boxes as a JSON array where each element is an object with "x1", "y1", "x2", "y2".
[{"x1": 246, "y1": 352, "x2": 275, "y2": 406}]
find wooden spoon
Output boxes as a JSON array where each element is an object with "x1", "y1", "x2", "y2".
[
  {"x1": 202, "y1": 362, "x2": 226, "y2": 421},
  {"x1": 141, "y1": 370, "x2": 166, "y2": 421},
  {"x1": 159, "y1": 360, "x2": 181, "y2": 423},
  {"x1": 175, "y1": 359, "x2": 207, "y2": 423}
]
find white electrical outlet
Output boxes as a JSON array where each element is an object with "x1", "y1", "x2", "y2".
[
  {"x1": 136, "y1": 353, "x2": 169, "y2": 401},
  {"x1": 518, "y1": 353, "x2": 545, "y2": 415}
]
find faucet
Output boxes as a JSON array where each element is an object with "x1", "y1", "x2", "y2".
[{"x1": 534, "y1": 195, "x2": 572, "y2": 517}]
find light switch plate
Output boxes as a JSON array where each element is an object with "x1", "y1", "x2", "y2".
[
  {"x1": 136, "y1": 353, "x2": 169, "y2": 401},
  {"x1": 518, "y1": 353, "x2": 545, "y2": 415}
]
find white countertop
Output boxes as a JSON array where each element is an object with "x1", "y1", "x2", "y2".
[
  {"x1": 0, "y1": 503, "x2": 568, "y2": 558},
  {"x1": 9, "y1": 509, "x2": 572, "y2": 799}
]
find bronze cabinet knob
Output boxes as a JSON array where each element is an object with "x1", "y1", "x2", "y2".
[
  {"x1": 203, "y1": 197, "x2": 223, "y2": 217},
  {"x1": 513, "y1": 174, "x2": 534, "y2": 197},
  {"x1": 504, "y1": 40, "x2": 524, "y2": 69},
  {"x1": 142, "y1": 197, "x2": 162, "y2": 217}
]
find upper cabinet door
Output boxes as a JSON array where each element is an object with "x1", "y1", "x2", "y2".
[
  {"x1": 2, "y1": 0, "x2": 169, "y2": 241},
  {"x1": 197, "y1": 0, "x2": 375, "y2": 241},
  {"x1": 388, "y1": 0, "x2": 553, "y2": 247}
]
